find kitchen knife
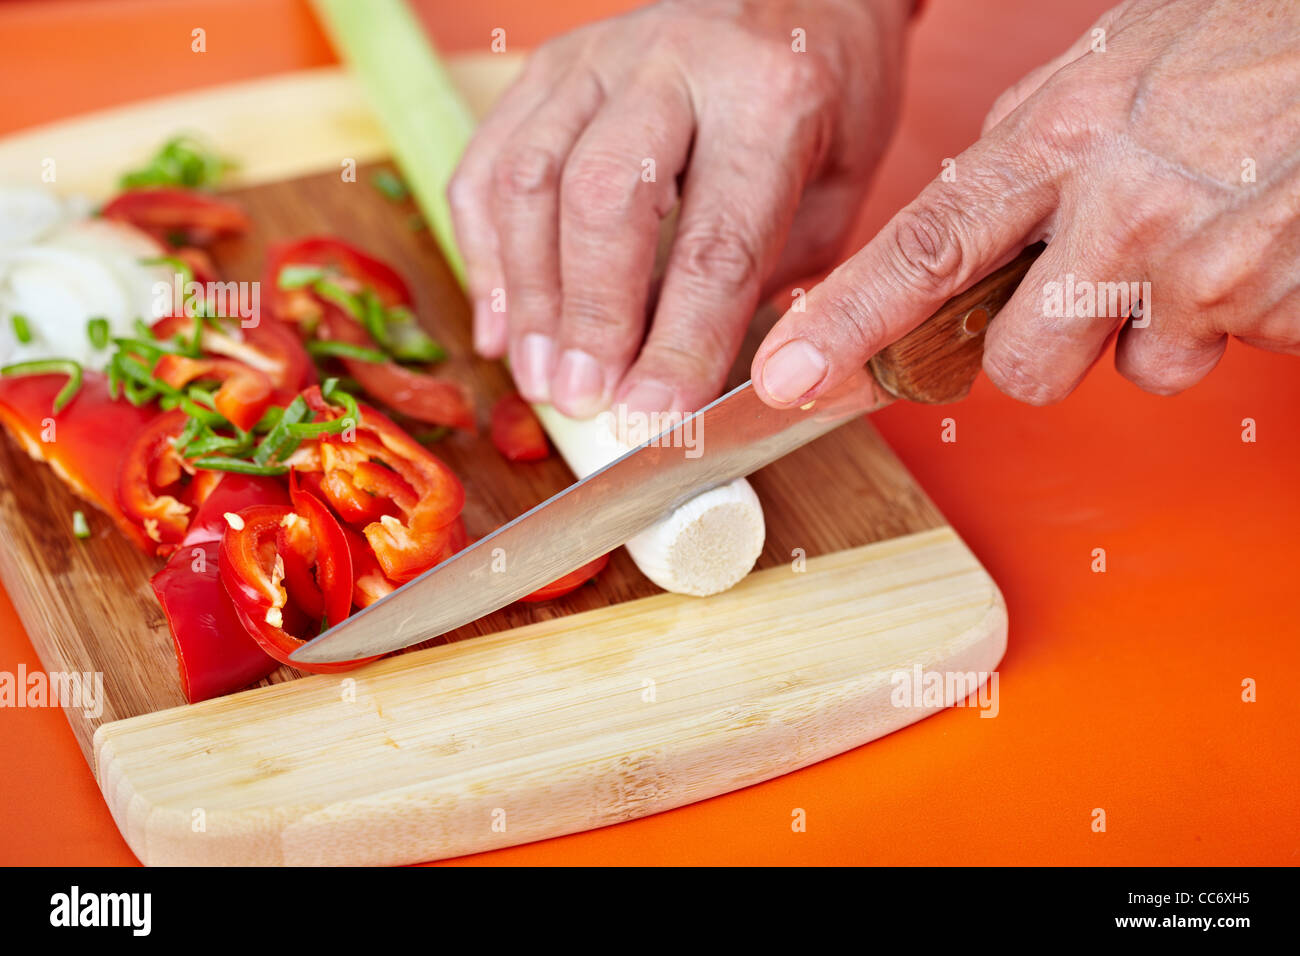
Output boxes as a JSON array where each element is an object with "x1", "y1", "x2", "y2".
[{"x1": 291, "y1": 243, "x2": 1043, "y2": 663}]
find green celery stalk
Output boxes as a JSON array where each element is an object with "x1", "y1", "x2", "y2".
[{"x1": 311, "y1": 0, "x2": 474, "y2": 287}]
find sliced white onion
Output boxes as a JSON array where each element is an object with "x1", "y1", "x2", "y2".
[
  {"x1": 0, "y1": 188, "x2": 71, "y2": 247},
  {"x1": 0, "y1": 218, "x2": 173, "y2": 370},
  {"x1": 533, "y1": 403, "x2": 765, "y2": 596}
]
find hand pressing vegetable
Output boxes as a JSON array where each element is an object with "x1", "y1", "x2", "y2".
[{"x1": 448, "y1": 0, "x2": 912, "y2": 419}]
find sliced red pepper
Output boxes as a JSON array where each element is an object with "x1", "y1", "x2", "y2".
[
  {"x1": 490, "y1": 392, "x2": 550, "y2": 462},
  {"x1": 0, "y1": 372, "x2": 157, "y2": 551},
  {"x1": 318, "y1": 305, "x2": 475, "y2": 430},
  {"x1": 220, "y1": 503, "x2": 377, "y2": 674},
  {"x1": 282, "y1": 471, "x2": 353, "y2": 630},
  {"x1": 263, "y1": 236, "x2": 410, "y2": 322},
  {"x1": 520, "y1": 553, "x2": 611, "y2": 602},
  {"x1": 293, "y1": 387, "x2": 467, "y2": 584},
  {"x1": 151, "y1": 315, "x2": 315, "y2": 399},
  {"x1": 115, "y1": 408, "x2": 197, "y2": 554},
  {"x1": 151, "y1": 473, "x2": 287, "y2": 702},
  {"x1": 264, "y1": 236, "x2": 475, "y2": 431},
  {"x1": 152, "y1": 353, "x2": 273, "y2": 432},
  {"x1": 340, "y1": 524, "x2": 397, "y2": 608},
  {"x1": 101, "y1": 187, "x2": 250, "y2": 247}
]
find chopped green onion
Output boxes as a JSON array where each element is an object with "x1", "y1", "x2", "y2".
[
  {"x1": 192, "y1": 456, "x2": 288, "y2": 476},
  {"x1": 72, "y1": 510, "x2": 90, "y2": 540},
  {"x1": 321, "y1": 378, "x2": 360, "y2": 420},
  {"x1": 287, "y1": 380, "x2": 359, "y2": 438},
  {"x1": 186, "y1": 384, "x2": 218, "y2": 410},
  {"x1": 171, "y1": 416, "x2": 205, "y2": 452},
  {"x1": 252, "y1": 405, "x2": 284, "y2": 433},
  {"x1": 139, "y1": 255, "x2": 195, "y2": 286},
  {"x1": 252, "y1": 395, "x2": 310, "y2": 466},
  {"x1": 10, "y1": 314, "x2": 32, "y2": 344},
  {"x1": 186, "y1": 431, "x2": 255, "y2": 458},
  {"x1": 111, "y1": 335, "x2": 189, "y2": 358},
  {"x1": 120, "y1": 135, "x2": 234, "y2": 190},
  {"x1": 1, "y1": 359, "x2": 83, "y2": 413},
  {"x1": 359, "y1": 290, "x2": 393, "y2": 348},
  {"x1": 87, "y1": 317, "x2": 111, "y2": 350},
  {"x1": 306, "y1": 339, "x2": 388, "y2": 363},
  {"x1": 371, "y1": 169, "x2": 409, "y2": 201},
  {"x1": 277, "y1": 264, "x2": 328, "y2": 290},
  {"x1": 313, "y1": 278, "x2": 363, "y2": 320},
  {"x1": 388, "y1": 329, "x2": 446, "y2": 364}
]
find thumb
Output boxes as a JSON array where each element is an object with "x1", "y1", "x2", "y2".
[{"x1": 751, "y1": 132, "x2": 1059, "y2": 408}]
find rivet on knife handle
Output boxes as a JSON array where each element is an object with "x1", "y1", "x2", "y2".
[{"x1": 868, "y1": 242, "x2": 1046, "y2": 404}]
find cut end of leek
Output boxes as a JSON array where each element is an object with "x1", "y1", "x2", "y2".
[{"x1": 626, "y1": 479, "x2": 765, "y2": 596}]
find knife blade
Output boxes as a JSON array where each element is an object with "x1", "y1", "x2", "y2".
[
  {"x1": 291, "y1": 369, "x2": 891, "y2": 663},
  {"x1": 290, "y1": 243, "x2": 1044, "y2": 664}
]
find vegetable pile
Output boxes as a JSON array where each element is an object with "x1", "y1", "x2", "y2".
[{"x1": 0, "y1": 139, "x2": 606, "y2": 702}]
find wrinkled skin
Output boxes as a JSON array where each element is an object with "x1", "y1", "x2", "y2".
[
  {"x1": 451, "y1": 0, "x2": 1300, "y2": 416},
  {"x1": 449, "y1": 0, "x2": 910, "y2": 417}
]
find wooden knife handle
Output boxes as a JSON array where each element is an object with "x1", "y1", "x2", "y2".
[{"x1": 868, "y1": 242, "x2": 1045, "y2": 404}]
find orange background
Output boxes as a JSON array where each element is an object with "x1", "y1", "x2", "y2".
[{"x1": 0, "y1": 0, "x2": 1296, "y2": 866}]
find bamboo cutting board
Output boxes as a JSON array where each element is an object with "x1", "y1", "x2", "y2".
[{"x1": 0, "y1": 58, "x2": 1005, "y2": 866}]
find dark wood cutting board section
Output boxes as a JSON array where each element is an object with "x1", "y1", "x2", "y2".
[{"x1": 0, "y1": 163, "x2": 943, "y2": 760}]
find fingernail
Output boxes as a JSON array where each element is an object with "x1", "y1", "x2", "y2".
[
  {"x1": 760, "y1": 339, "x2": 828, "y2": 404},
  {"x1": 473, "y1": 300, "x2": 507, "y2": 356},
  {"x1": 551, "y1": 348, "x2": 606, "y2": 418},
  {"x1": 618, "y1": 379, "x2": 677, "y2": 416},
  {"x1": 513, "y1": 333, "x2": 555, "y2": 402}
]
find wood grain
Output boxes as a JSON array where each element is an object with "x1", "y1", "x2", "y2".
[{"x1": 96, "y1": 527, "x2": 1004, "y2": 866}]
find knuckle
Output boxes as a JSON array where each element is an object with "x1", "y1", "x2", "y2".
[
  {"x1": 561, "y1": 154, "x2": 639, "y2": 223},
  {"x1": 671, "y1": 223, "x2": 760, "y2": 292},
  {"x1": 889, "y1": 203, "x2": 966, "y2": 291},
  {"x1": 492, "y1": 144, "x2": 563, "y2": 200}
]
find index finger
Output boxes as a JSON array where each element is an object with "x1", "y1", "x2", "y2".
[{"x1": 750, "y1": 129, "x2": 1062, "y2": 407}]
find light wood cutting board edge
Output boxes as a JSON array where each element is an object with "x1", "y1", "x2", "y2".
[{"x1": 0, "y1": 57, "x2": 1007, "y2": 866}]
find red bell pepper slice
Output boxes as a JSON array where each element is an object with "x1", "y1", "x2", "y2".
[
  {"x1": 0, "y1": 372, "x2": 158, "y2": 551},
  {"x1": 220, "y1": 503, "x2": 377, "y2": 674},
  {"x1": 151, "y1": 315, "x2": 315, "y2": 400},
  {"x1": 264, "y1": 236, "x2": 475, "y2": 430},
  {"x1": 340, "y1": 524, "x2": 397, "y2": 608},
  {"x1": 152, "y1": 353, "x2": 273, "y2": 432},
  {"x1": 520, "y1": 553, "x2": 611, "y2": 602},
  {"x1": 490, "y1": 392, "x2": 550, "y2": 462},
  {"x1": 151, "y1": 473, "x2": 287, "y2": 702},
  {"x1": 317, "y1": 305, "x2": 475, "y2": 430},
  {"x1": 115, "y1": 408, "x2": 198, "y2": 554},
  {"x1": 100, "y1": 187, "x2": 250, "y2": 247},
  {"x1": 280, "y1": 471, "x2": 354, "y2": 630},
  {"x1": 294, "y1": 387, "x2": 466, "y2": 584}
]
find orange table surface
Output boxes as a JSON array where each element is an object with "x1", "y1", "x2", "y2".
[{"x1": 0, "y1": 0, "x2": 1295, "y2": 867}]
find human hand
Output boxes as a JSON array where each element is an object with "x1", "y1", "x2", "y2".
[
  {"x1": 449, "y1": 0, "x2": 913, "y2": 417},
  {"x1": 752, "y1": 0, "x2": 1300, "y2": 409}
]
